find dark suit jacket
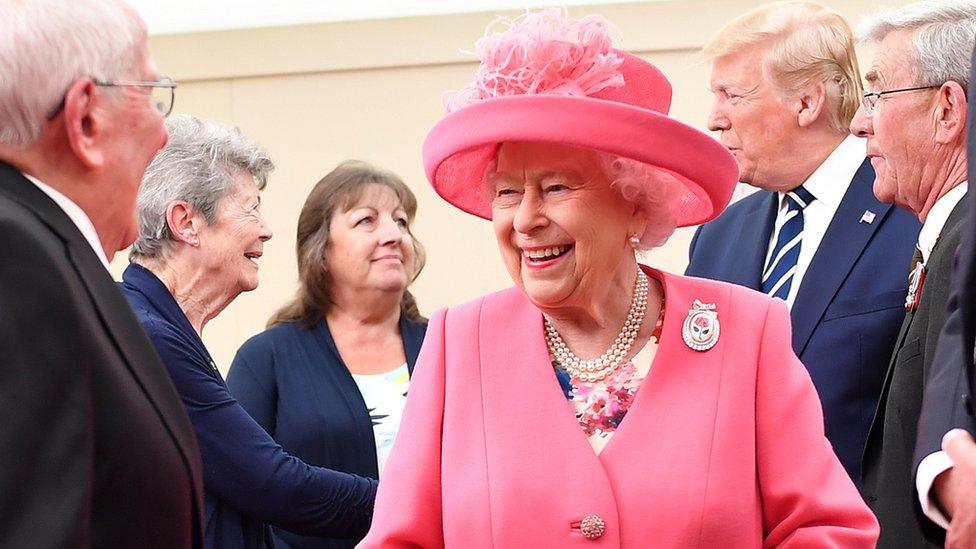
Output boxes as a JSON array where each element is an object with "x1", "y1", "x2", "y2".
[
  {"x1": 687, "y1": 159, "x2": 920, "y2": 483},
  {"x1": 912, "y1": 45, "x2": 976, "y2": 544},
  {"x1": 0, "y1": 162, "x2": 204, "y2": 547},
  {"x1": 863, "y1": 196, "x2": 968, "y2": 548},
  {"x1": 121, "y1": 263, "x2": 378, "y2": 549},
  {"x1": 227, "y1": 315, "x2": 427, "y2": 549}
]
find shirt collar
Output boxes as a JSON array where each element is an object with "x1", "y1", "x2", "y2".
[
  {"x1": 789, "y1": 134, "x2": 866, "y2": 209},
  {"x1": 21, "y1": 172, "x2": 111, "y2": 271},
  {"x1": 918, "y1": 181, "x2": 968, "y2": 264}
]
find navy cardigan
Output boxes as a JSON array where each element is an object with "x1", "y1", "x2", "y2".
[
  {"x1": 120, "y1": 264, "x2": 377, "y2": 549},
  {"x1": 227, "y1": 312, "x2": 426, "y2": 549}
]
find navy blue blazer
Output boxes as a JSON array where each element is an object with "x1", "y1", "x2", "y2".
[
  {"x1": 227, "y1": 315, "x2": 426, "y2": 549},
  {"x1": 120, "y1": 263, "x2": 378, "y2": 549},
  {"x1": 686, "y1": 159, "x2": 920, "y2": 483}
]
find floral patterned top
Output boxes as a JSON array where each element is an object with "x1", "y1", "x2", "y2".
[{"x1": 553, "y1": 305, "x2": 665, "y2": 454}]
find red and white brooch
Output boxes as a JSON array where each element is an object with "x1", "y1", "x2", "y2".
[{"x1": 682, "y1": 299, "x2": 720, "y2": 352}]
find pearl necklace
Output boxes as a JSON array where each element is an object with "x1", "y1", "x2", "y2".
[{"x1": 545, "y1": 270, "x2": 649, "y2": 382}]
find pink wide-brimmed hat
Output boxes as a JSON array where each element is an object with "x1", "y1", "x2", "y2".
[{"x1": 422, "y1": 9, "x2": 737, "y2": 228}]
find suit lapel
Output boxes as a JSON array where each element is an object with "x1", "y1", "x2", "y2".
[
  {"x1": 866, "y1": 308, "x2": 916, "y2": 452},
  {"x1": 867, "y1": 195, "x2": 967, "y2": 462},
  {"x1": 478, "y1": 287, "x2": 613, "y2": 478},
  {"x1": 791, "y1": 160, "x2": 890, "y2": 355},
  {"x1": 0, "y1": 163, "x2": 89, "y2": 248},
  {"x1": 960, "y1": 198, "x2": 976, "y2": 409},
  {"x1": 0, "y1": 164, "x2": 202, "y2": 493},
  {"x1": 67, "y1": 245, "x2": 202, "y2": 459},
  {"x1": 730, "y1": 192, "x2": 778, "y2": 289}
]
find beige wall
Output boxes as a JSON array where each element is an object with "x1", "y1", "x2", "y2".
[{"x1": 118, "y1": 0, "x2": 884, "y2": 371}]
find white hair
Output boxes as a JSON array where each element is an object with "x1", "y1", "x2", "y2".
[
  {"x1": 598, "y1": 154, "x2": 680, "y2": 250},
  {"x1": 0, "y1": 0, "x2": 142, "y2": 145},
  {"x1": 858, "y1": 0, "x2": 976, "y2": 89},
  {"x1": 130, "y1": 115, "x2": 274, "y2": 261}
]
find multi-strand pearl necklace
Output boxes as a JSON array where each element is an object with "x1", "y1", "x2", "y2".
[{"x1": 545, "y1": 270, "x2": 649, "y2": 383}]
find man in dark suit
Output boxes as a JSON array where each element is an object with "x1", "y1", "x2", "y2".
[
  {"x1": 849, "y1": 2, "x2": 976, "y2": 547},
  {"x1": 0, "y1": 0, "x2": 204, "y2": 546},
  {"x1": 913, "y1": 41, "x2": 976, "y2": 549},
  {"x1": 687, "y1": 1, "x2": 919, "y2": 485}
]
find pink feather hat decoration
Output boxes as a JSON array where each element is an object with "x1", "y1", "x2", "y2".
[{"x1": 422, "y1": 8, "x2": 738, "y2": 227}]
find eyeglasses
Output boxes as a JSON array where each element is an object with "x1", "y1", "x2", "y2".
[
  {"x1": 46, "y1": 76, "x2": 178, "y2": 120},
  {"x1": 95, "y1": 76, "x2": 177, "y2": 117},
  {"x1": 861, "y1": 84, "x2": 939, "y2": 116}
]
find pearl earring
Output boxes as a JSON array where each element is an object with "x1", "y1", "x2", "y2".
[{"x1": 629, "y1": 234, "x2": 641, "y2": 248}]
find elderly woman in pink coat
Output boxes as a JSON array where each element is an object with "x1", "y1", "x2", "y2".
[{"x1": 361, "y1": 9, "x2": 878, "y2": 548}]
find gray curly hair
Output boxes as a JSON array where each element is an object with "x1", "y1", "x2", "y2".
[{"x1": 129, "y1": 114, "x2": 274, "y2": 262}]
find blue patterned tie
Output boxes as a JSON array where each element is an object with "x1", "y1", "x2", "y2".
[{"x1": 761, "y1": 186, "x2": 815, "y2": 300}]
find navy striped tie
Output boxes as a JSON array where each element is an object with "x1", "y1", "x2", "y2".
[{"x1": 761, "y1": 186, "x2": 815, "y2": 300}]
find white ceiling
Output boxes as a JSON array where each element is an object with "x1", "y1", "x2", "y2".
[{"x1": 128, "y1": 0, "x2": 652, "y2": 35}]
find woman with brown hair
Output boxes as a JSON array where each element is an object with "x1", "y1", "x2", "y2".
[{"x1": 227, "y1": 160, "x2": 427, "y2": 549}]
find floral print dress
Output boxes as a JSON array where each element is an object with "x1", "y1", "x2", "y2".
[{"x1": 553, "y1": 306, "x2": 665, "y2": 454}]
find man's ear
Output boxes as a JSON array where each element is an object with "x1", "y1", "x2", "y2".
[
  {"x1": 62, "y1": 78, "x2": 106, "y2": 169},
  {"x1": 934, "y1": 81, "x2": 967, "y2": 145},
  {"x1": 166, "y1": 201, "x2": 201, "y2": 247},
  {"x1": 796, "y1": 82, "x2": 828, "y2": 128}
]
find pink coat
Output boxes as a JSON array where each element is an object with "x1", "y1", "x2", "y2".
[{"x1": 360, "y1": 269, "x2": 879, "y2": 548}]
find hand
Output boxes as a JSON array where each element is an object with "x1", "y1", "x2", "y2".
[{"x1": 937, "y1": 429, "x2": 976, "y2": 548}]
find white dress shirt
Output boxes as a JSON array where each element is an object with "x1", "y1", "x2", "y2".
[
  {"x1": 763, "y1": 135, "x2": 867, "y2": 308},
  {"x1": 912, "y1": 181, "x2": 969, "y2": 530},
  {"x1": 22, "y1": 172, "x2": 111, "y2": 271}
]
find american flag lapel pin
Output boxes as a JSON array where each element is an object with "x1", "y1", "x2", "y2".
[{"x1": 859, "y1": 210, "x2": 876, "y2": 224}]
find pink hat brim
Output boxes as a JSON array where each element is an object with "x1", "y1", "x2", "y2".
[{"x1": 423, "y1": 94, "x2": 738, "y2": 227}]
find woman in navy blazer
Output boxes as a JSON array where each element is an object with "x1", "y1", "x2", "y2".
[
  {"x1": 122, "y1": 116, "x2": 377, "y2": 549},
  {"x1": 228, "y1": 160, "x2": 428, "y2": 549}
]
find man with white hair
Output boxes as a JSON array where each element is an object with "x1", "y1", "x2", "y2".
[
  {"x1": 687, "y1": 1, "x2": 919, "y2": 485},
  {"x1": 913, "y1": 43, "x2": 976, "y2": 549},
  {"x1": 850, "y1": 1, "x2": 976, "y2": 547},
  {"x1": 0, "y1": 0, "x2": 203, "y2": 546}
]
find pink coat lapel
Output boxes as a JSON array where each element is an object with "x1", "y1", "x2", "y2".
[
  {"x1": 478, "y1": 285, "x2": 623, "y2": 544},
  {"x1": 473, "y1": 267, "x2": 733, "y2": 545}
]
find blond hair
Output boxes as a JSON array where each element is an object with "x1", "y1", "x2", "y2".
[{"x1": 703, "y1": 1, "x2": 862, "y2": 133}]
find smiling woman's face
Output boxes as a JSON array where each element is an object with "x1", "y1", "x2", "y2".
[
  {"x1": 197, "y1": 173, "x2": 272, "y2": 297},
  {"x1": 489, "y1": 141, "x2": 644, "y2": 312},
  {"x1": 325, "y1": 183, "x2": 415, "y2": 298}
]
